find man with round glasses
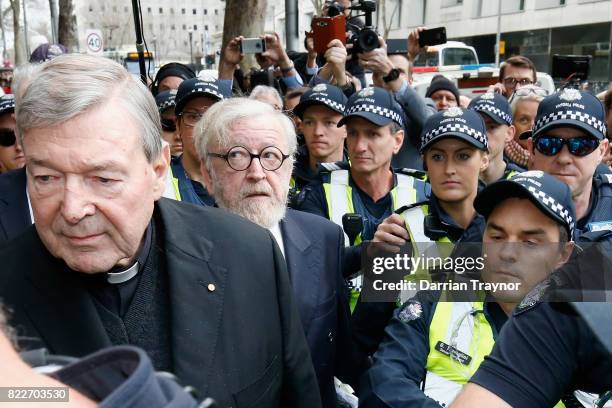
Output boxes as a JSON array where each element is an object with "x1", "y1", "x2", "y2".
[
  {"x1": 196, "y1": 98, "x2": 352, "y2": 407},
  {"x1": 489, "y1": 56, "x2": 538, "y2": 99},
  {"x1": 520, "y1": 88, "x2": 611, "y2": 242},
  {"x1": 171, "y1": 78, "x2": 224, "y2": 206}
]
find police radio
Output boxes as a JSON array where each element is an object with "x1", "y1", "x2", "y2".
[{"x1": 342, "y1": 213, "x2": 364, "y2": 246}]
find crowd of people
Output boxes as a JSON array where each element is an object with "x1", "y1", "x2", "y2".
[{"x1": 0, "y1": 5, "x2": 611, "y2": 407}]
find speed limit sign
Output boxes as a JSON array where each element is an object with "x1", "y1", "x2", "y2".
[{"x1": 85, "y1": 29, "x2": 103, "y2": 55}]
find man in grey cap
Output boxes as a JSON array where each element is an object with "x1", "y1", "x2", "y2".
[{"x1": 171, "y1": 78, "x2": 224, "y2": 206}]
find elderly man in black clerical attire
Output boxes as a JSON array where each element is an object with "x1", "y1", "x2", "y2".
[{"x1": 0, "y1": 54, "x2": 321, "y2": 408}]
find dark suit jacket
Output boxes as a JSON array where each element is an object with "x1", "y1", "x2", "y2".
[
  {"x1": 280, "y1": 209, "x2": 352, "y2": 407},
  {"x1": 0, "y1": 167, "x2": 30, "y2": 245},
  {"x1": 0, "y1": 199, "x2": 322, "y2": 408}
]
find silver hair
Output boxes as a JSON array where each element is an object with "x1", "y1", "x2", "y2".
[
  {"x1": 248, "y1": 85, "x2": 283, "y2": 108},
  {"x1": 16, "y1": 54, "x2": 162, "y2": 162},
  {"x1": 12, "y1": 63, "x2": 42, "y2": 101},
  {"x1": 510, "y1": 85, "x2": 545, "y2": 119},
  {"x1": 195, "y1": 97, "x2": 297, "y2": 169}
]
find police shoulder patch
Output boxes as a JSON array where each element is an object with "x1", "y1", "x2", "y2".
[
  {"x1": 514, "y1": 279, "x2": 550, "y2": 315},
  {"x1": 398, "y1": 300, "x2": 423, "y2": 323}
]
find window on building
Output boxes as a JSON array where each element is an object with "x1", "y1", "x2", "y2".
[
  {"x1": 89, "y1": 22, "x2": 94, "y2": 28},
  {"x1": 388, "y1": 0, "x2": 402, "y2": 28},
  {"x1": 442, "y1": 0, "x2": 462, "y2": 6},
  {"x1": 182, "y1": 24, "x2": 187, "y2": 30},
  {"x1": 535, "y1": 0, "x2": 566, "y2": 8},
  {"x1": 182, "y1": 8, "x2": 186, "y2": 14},
  {"x1": 159, "y1": 7, "x2": 163, "y2": 13},
  {"x1": 184, "y1": 41, "x2": 188, "y2": 47},
  {"x1": 170, "y1": 8, "x2": 174, "y2": 14},
  {"x1": 171, "y1": 24, "x2": 176, "y2": 30},
  {"x1": 193, "y1": 8, "x2": 197, "y2": 15},
  {"x1": 214, "y1": 9, "x2": 218, "y2": 15},
  {"x1": 88, "y1": 5, "x2": 93, "y2": 12},
  {"x1": 205, "y1": 25, "x2": 209, "y2": 30},
  {"x1": 193, "y1": 25, "x2": 198, "y2": 30},
  {"x1": 204, "y1": 9, "x2": 208, "y2": 15},
  {"x1": 124, "y1": 6, "x2": 129, "y2": 12},
  {"x1": 215, "y1": 25, "x2": 219, "y2": 30},
  {"x1": 147, "y1": 7, "x2": 151, "y2": 13}
]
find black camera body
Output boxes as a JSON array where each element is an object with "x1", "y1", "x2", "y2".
[{"x1": 325, "y1": 0, "x2": 379, "y2": 55}]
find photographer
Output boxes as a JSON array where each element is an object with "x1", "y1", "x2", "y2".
[
  {"x1": 357, "y1": 34, "x2": 436, "y2": 170},
  {"x1": 307, "y1": 39, "x2": 356, "y2": 98},
  {"x1": 219, "y1": 33, "x2": 305, "y2": 94}
]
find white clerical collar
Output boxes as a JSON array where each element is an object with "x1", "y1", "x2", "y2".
[{"x1": 106, "y1": 262, "x2": 139, "y2": 284}]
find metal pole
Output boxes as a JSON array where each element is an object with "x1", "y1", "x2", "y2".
[
  {"x1": 22, "y1": 0, "x2": 29, "y2": 56},
  {"x1": 189, "y1": 30, "x2": 193, "y2": 66},
  {"x1": 494, "y1": 0, "x2": 501, "y2": 67},
  {"x1": 0, "y1": 0, "x2": 7, "y2": 61},
  {"x1": 130, "y1": 0, "x2": 147, "y2": 84},
  {"x1": 284, "y1": 0, "x2": 298, "y2": 52},
  {"x1": 48, "y1": 0, "x2": 57, "y2": 43}
]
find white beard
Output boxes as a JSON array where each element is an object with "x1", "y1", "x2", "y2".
[{"x1": 213, "y1": 179, "x2": 289, "y2": 229}]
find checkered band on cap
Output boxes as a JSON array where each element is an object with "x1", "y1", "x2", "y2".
[
  {"x1": 310, "y1": 96, "x2": 345, "y2": 113},
  {"x1": 534, "y1": 109, "x2": 606, "y2": 136},
  {"x1": 159, "y1": 99, "x2": 176, "y2": 111},
  {"x1": 346, "y1": 103, "x2": 403, "y2": 127},
  {"x1": 422, "y1": 122, "x2": 488, "y2": 149},
  {"x1": 525, "y1": 185, "x2": 575, "y2": 236},
  {"x1": 474, "y1": 103, "x2": 512, "y2": 125},
  {"x1": 0, "y1": 99, "x2": 15, "y2": 109},
  {"x1": 190, "y1": 86, "x2": 223, "y2": 100}
]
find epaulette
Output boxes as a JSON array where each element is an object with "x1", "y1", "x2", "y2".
[
  {"x1": 317, "y1": 160, "x2": 350, "y2": 174},
  {"x1": 514, "y1": 279, "x2": 550, "y2": 315},
  {"x1": 395, "y1": 200, "x2": 429, "y2": 215},
  {"x1": 397, "y1": 300, "x2": 424, "y2": 323},
  {"x1": 595, "y1": 173, "x2": 612, "y2": 187},
  {"x1": 396, "y1": 167, "x2": 427, "y2": 181},
  {"x1": 290, "y1": 184, "x2": 314, "y2": 209}
]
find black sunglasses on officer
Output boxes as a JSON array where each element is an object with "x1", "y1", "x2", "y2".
[{"x1": 0, "y1": 129, "x2": 16, "y2": 147}]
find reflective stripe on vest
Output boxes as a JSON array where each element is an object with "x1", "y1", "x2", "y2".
[
  {"x1": 164, "y1": 166, "x2": 181, "y2": 201},
  {"x1": 423, "y1": 301, "x2": 567, "y2": 408},
  {"x1": 323, "y1": 170, "x2": 418, "y2": 247},
  {"x1": 398, "y1": 205, "x2": 452, "y2": 304},
  {"x1": 423, "y1": 301, "x2": 494, "y2": 406}
]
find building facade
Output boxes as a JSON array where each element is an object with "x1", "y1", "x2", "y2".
[{"x1": 383, "y1": 0, "x2": 612, "y2": 82}]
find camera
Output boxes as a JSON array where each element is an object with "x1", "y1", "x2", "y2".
[
  {"x1": 310, "y1": 0, "x2": 379, "y2": 55},
  {"x1": 347, "y1": 0, "x2": 379, "y2": 54}
]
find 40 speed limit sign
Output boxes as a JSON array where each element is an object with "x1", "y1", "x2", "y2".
[{"x1": 86, "y1": 29, "x2": 103, "y2": 55}]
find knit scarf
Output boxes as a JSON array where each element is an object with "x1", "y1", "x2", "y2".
[{"x1": 504, "y1": 139, "x2": 530, "y2": 168}]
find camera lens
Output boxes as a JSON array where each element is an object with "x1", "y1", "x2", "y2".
[{"x1": 358, "y1": 29, "x2": 379, "y2": 52}]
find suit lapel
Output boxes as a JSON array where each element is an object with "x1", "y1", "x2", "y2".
[
  {"x1": 280, "y1": 212, "x2": 320, "y2": 333},
  {"x1": 23, "y1": 233, "x2": 111, "y2": 356},
  {"x1": 157, "y1": 200, "x2": 227, "y2": 396},
  {"x1": 0, "y1": 169, "x2": 31, "y2": 241}
]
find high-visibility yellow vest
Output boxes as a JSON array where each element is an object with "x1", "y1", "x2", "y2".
[
  {"x1": 322, "y1": 169, "x2": 420, "y2": 312},
  {"x1": 424, "y1": 301, "x2": 566, "y2": 407}
]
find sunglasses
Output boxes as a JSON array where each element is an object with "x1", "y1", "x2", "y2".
[
  {"x1": 534, "y1": 135, "x2": 600, "y2": 157},
  {"x1": 161, "y1": 118, "x2": 176, "y2": 132},
  {"x1": 0, "y1": 129, "x2": 16, "y2": 147}
]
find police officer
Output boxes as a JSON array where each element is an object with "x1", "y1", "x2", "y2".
[
  {"x1": 171, "y1": 78, "x2": 224, "y2": 206},
  {"x1": 155, "y1": 90, "x2": 182, "y2": 158},
  {"x1": 351, "y1": 107, "x2": 489, "y2": 370},
  {"x1": 297, "y1": 86, "x2": 427, "y2": 311},
  {"x1": 468, "y1": 92, "x2": 522, "y2": 184},
  {"x1": 359, "y1": 171, "x2": 576, "y2": 407},
  {"x1": 0, "y1": 94, "x2": 23, "y2": 174},
  {"x1": 291, "y1": 83, "x2": 348, "y2": 194},
  {"x1": 453, "y1": 249, "x2": 612, "y2": 408},
  {"x1": 521, "y1": 88, "x2": 611, "y2": 242}
]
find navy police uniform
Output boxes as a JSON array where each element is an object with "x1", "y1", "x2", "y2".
[
  {"x1": 360, "y1": 171, "x2": 578, "y2": 408},
  {"x1": 171, "y1": 78, "x2": 224, "y2": 207},
  {"x1": 469, "y1": 92, "x2": 520, "y2": 182},
  {"x1": 290, "y1": 84, "x2": 349, "y2": 196},
  {"x1": 520, "y1": 89, "x2": 612, "y2": 242}
]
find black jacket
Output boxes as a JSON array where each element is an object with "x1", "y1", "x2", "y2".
[
  {"x1": 0, "y1": 199, "x2": 321, "y2": 408},
  {"x1": 0, "y1": 167, "x2": 30, "y2": 245}
]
